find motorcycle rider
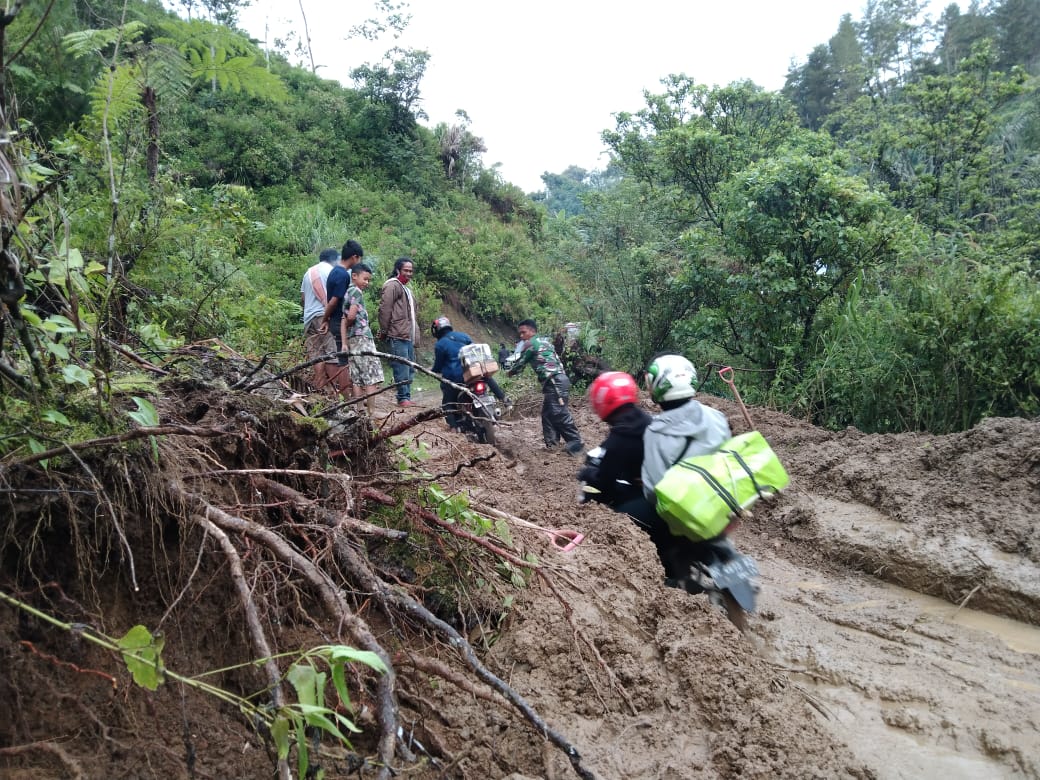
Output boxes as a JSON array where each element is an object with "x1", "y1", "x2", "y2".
[
  {"x1": 640, "y1": 354, "x2": 733, "y2": 583},
  {"x1": 579, "y1": 370, "x2": 695, "y2": 578},
  {"x1": 431, "y1": 316, "x2": 508, "y2": 431},
  {"x1": 641, "y1": 354, "x2": 732, "y2": 496},
  {"x1": 579, "y1": 372, "x2": 651, "y2": 509}
]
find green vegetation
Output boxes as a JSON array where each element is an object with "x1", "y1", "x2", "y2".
[
  {"x1": 540, "y1": 1, "x2": 1040, "y2": 433},
  {"x1": 0, "y1": 589, "x2": 384, "y2": 780},
  {"x1": 1, "y1": 0, "x2": 1038, "y2": 454}
]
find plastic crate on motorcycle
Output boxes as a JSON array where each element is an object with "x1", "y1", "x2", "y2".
[{"x1": 459, "y1": 343, "x2": 499, "y2": 382}]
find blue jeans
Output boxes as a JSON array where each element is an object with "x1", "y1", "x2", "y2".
[{"x1": 387, "y1": 338, "x2": 415, "y2": 401}]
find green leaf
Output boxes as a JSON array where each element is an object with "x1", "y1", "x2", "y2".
[
  {"x1": 271, "y1": 716, "x2": 291, "y2": 761},
  {"x1": 45, "y1": 341, "x2": 70, "y2": 360},
  {"x1": 295, "y1": 704, "x2": 349, "y2": 742},
  {"x1": 286, "y1": 663, "x2": 320, "y2": 707},
  {"x1": 128, "y1": 397, "x2": 159, "y2": 427},
  {"x1": 62, "y1": 365, "x2": 93, "y2": 387},
  {"x1": 40, "y1": 315, "x2": 79, "y2": 334},
  {"x1": 324, "y1": 646, "x2": 389, "y2": 675},
  {"x1": 41, "y1": 410, "x2": 71, "y2": 426},
  {"x1": 117, "y1": 625, "x2": 165, "y2": 691}
]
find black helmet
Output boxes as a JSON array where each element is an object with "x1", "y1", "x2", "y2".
[{"x1": 431, "y1": 316, "x2": 452, "y2": 338}]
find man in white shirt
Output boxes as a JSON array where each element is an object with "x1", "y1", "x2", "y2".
[{"x1": 300, "y1": 248, "x2": 339, "y2": 396}]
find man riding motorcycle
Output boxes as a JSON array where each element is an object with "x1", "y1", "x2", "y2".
[
  {"x1": 581, "y1": 360, "x2": 758, "y2": 628},
  {"x1": 580, "y1": 370, "x2": 699, "y2": 579},
  {"x1": 430, "y1": 316, "x2": 508, "y2": 432},
  {"x1": 579, "y1": 372, "x2": 651, "y2": 508}
]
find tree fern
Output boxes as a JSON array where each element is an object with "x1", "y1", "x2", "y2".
[
  {"x1": 87, "y1": 62, "x2": 145, "y2": 130},
  {"x1": 62, "y1": 22, "x2": 146, "y2": 57}
]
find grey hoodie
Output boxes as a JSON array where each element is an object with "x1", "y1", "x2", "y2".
[{"x1": 641, "y1": 399, "x2": 732, "y2": 501}]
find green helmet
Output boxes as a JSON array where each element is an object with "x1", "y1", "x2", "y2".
[{"x1": 645, "y1": 354, "x2": 698, "y2": 403}]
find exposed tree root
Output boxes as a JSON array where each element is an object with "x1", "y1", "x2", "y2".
[
  {"x1": 194, "y1": 515, "x2": 290, "y2": 780},
  {"x1": 172, "y1": 484, "x2": 400, "y2": 779},
  {"x1": 0, "y1": 740, "x2": 86, "y2": 779},
  {"x1": 2, "y1": 351, "x2": 604, "y2": 779}
]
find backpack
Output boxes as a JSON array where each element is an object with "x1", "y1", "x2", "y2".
[{"x1": 654, "y1": 431, "x2": 790, "y2": 541}]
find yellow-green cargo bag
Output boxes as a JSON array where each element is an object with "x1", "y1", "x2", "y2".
[{"x1": 654, "y1": 431, "x2": 790, "y2": 541}]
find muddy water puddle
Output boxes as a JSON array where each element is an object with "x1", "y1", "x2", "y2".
[{"x1": 753, "y1": 550, "x2": 1040, "y2": 779}]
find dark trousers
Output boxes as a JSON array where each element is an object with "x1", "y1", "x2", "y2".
[
  {"x1": 541, "y1": 374, "x2": 582, "y2": 451},
  {"x1": 441, "y1": 378, "x2": 507, "y2": 429},
  {"x1": 387, "y1": 338, "x2": 414, "y2": 401},
  {"x1": 614, "y1": 495, "x2": 701, "y2": 580}
]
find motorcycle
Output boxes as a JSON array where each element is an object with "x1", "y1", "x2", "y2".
[
  {"x1": 580, "y1": 446, "x2": 759, "y2": 631},
  {"x1": 456, "y1": 343, "x2": 502, "y2": 446},
  {"x1": 457, "y1": 376, "x2": 499, "y2": 445}
]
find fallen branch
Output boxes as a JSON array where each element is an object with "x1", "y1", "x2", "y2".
[
  {"x1": 243, "y1": 350, "x2": 485, "y2": 414},
  {"x1": 412, "y1": 453, "x2": 497, "y2": 481},
  {"x1": 405, "y1": 500, "x2": 539, "y2": 571},
  {"x1": 319, "y1": 382, "x2": 405, "y2": 415},
  {"x1": 368, "y1": 406, "x2": 446, "y2": 442},
  {"x1": 101, "y1": 335, "x2": 169, "y2": 375},
  {"x1": 257, "y1": 477, "x2": 407, "y2": 541}
]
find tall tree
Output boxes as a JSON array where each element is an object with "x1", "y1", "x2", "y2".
[
  {"x1": 991, "y1": 0, "x2": 1040, "y2": 71},
  {"x1": 715, "y1": 151, "x2": 904, "y2": 378},
  {"x1": 858, "y1": 0, "x2": 929, "y2": 97},
  {"x1": 935, "y1": 1, "x2": 996, "y2": 74}
]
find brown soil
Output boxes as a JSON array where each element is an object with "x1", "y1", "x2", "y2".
[{"x1": 2, "y1": 351, "x2": 1038, "y2": 780}]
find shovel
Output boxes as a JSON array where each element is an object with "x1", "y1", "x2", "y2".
[
  {"x1": 474, "y1": 503, "x2": 585, "y2": 554},
  {"x1": 718, "y1": 366, "x2": 755, "y2": 430}
]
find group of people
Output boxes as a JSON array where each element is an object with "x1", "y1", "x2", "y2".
[
  {"x1": 305, "y1": 252, "x2": 726, "y2": 581},
  {"x1": 580, "y1": 355, "x2": 732, "y2": 583},
  {"x1": 300, "y1": 243, "x2": 420, "y2": 413}
]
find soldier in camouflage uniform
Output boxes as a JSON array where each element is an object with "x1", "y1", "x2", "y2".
[{"x1": 507, "y1": 319, "x2": 584, "y2": 454}]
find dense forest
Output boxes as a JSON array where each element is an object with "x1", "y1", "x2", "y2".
[{"x1": 0, "y1": 0, "x2": 1038, "y2": 444}]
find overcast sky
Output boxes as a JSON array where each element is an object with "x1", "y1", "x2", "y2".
[{"x1": 239, "y1": 0, "x2": 945, "y2": 193}]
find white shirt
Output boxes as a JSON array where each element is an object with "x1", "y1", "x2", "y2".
[{"x1": 300, "y1": 261, "x2": 333, "y2": 326}]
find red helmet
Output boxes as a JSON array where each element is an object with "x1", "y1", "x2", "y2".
[
  {"x1": 588, "y1": 371, "x2": 639, "y2": 421},
  {"x1": 431, "y1": 316, "x2": 452, "y2": 337}
]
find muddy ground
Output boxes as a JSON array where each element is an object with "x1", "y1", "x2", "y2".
[
  {"x1": 2, "y1": 361, "x2": 1038, "y2": 779},
  {"x1": 408, "y1": 390, "x2": 1040, "y2": 780}
]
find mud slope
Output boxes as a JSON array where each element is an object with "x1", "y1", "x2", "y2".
[{"x1": 410, "y1": 391, "x2": 1039, "y2": 779}]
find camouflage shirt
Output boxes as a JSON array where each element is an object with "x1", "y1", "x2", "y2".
[
  {"x1": 343, "y1": 285, "x2": 372, "y2": 339},
  {"x1": 509, "y1": 335, "x2": 564, "y2": 383}
]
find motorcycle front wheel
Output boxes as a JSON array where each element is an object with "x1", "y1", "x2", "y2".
[
  {"x1": 720, "y1": 591, "x2": 748, "y2": 632},
  {"x1": 471, "y1": 406, "x2": 496, "y2": 446}
]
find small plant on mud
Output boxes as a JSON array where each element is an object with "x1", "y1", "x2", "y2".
[{"x1": 0, "y1": 590, "x2": 386, "y2": 780}]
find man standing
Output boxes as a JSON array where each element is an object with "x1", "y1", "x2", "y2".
[
  {"x1": 300, "y1": 248, "x2": 339, "y2": 396},
  {"x1": 319, "y1": 239, "x2": 364, "y2": 398},
  {"x1": 507, "y1": 318, "x2": 583, "y2": 454},
  {"x1": 378, "y1": 257, "x2": 419, "y2": 407}
]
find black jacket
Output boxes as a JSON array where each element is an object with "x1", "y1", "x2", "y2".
[{"x1": 579, "y1": 404, "x2": 652, "y2": 507}]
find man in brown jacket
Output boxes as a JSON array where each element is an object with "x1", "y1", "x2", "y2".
[{"x1": 377, "y1": 257, "x2": 420, "y2": 406}]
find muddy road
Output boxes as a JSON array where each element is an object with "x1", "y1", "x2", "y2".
[
  {"x1": 410, "y1": 389, "x2": 1040, "y2": 779},
  {"x1": 2, "y1": 365, "x2": 1037, "y2": 780}
]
